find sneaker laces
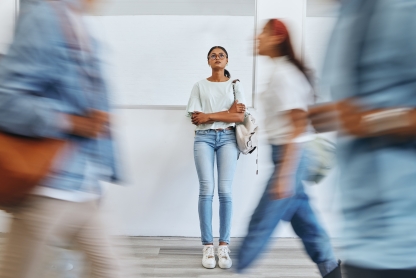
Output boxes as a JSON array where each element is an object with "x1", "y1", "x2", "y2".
[
  {"x1": 203, "y1": 246, "x2": 214, "y2": 259},
  {"x1": 218, "y1": 246, "x2": 230, "y2": 259}
]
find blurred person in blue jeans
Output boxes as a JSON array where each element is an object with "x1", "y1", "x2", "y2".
[
  {"x1": 0, "y1": 0, "x2": 122, "y2": 277},
  {"x1": 309, "y1": 0, "x2": 416, "y2": 277},
  {"x1": 236, "y1": 19, "x2": 341, "y2": 278}
]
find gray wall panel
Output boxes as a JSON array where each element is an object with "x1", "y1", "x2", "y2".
[
  {"x1": 306, "y1": 0, "x2": 339, "y2": 17},
  {"x1": 94, "y1": 0, "x2": 255, "y2": 16}
]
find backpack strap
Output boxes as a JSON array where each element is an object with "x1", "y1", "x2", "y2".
[{"x1": 232, "y1": 79, "x2": 240, "y2": 101}]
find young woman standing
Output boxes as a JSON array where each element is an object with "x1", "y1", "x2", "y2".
[
  {"x1": 186, "y1": 46, "x2": 246, "y2": 269},
  {"x1": 236, "y1": 20, "x2": 342, "y2": 278}
]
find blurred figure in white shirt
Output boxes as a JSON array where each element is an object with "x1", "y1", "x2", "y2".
[{"x1": 237, "y1": 19, "x2": 341, "y2": 278}]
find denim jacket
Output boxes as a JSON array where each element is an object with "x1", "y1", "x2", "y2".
[
  {"x1": 323, "y1": 0, "x2": 416, "y2": 269},
  {"x1": 0, "y1": 1, "x2": 121, "y2": 192}
]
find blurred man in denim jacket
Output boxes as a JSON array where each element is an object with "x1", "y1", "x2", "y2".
[
  {"x1": 309, "y1": 0, "x2": 416, "y2": 277},
  {"x1": 0, "y1": 0, "x2": 122, "y2": 277}
]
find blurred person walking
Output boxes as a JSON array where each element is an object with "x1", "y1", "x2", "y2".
[
  {"x1": 309, "y1": 0, "x2": 416, "y2": 277},
  {"x1": 236, "y1": 19, "x2": 341, "y2": 278},
  {"x1": 186, "y1": 46, "x2": 246, "y2": 269},
  {"x1": 0, "y1": 0, "x2": 122, "y2": 277}
]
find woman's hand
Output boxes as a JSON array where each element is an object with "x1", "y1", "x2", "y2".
[
  {"x1": 269, "y1": 172, "x2": 295, "y2": 200},
  {"x1": 229, "y1": 100, "x2": 246, "y2": 113},
  {"x1": 191, "y1": 111, "x2": 212, "y2": 125},
  {"x1": 190, "y1": 101, "x2": 246, "y2": 125},
  {"x1": 269, "y1": 142, "x2": 299, "y2": 200}
]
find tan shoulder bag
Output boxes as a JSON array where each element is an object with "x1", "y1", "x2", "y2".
[{"x1": 0, "y1": 135, "x2": 65, "y2": 207}]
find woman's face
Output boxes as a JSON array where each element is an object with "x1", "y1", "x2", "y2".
[
  {"x1": 207, "y1": 48, "x2": 228, "y2": 70},
  {"x1": 257, "y1": 23, "x2": 284, "y2": 56}
]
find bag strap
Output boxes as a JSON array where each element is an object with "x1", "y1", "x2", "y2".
[
  {"x1": 257, "y1": 146, "x2": 258, "y2": 175},
  {"x1": 232, "y1": 78, "x2": 250, "y2": 115},
  {"x1": 232, "y1": 79, "x2": 240, "y2": 101}
]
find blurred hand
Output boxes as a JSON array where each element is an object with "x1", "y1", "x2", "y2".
[
  {"x1": 269, "y1": 143, "x2": 298, "y2": 200},
  {"x1": 309, "y1": 100, "x2": 367, "y2": 136},
  {"x1": 69, "y1": 110, "x2": 109, "y2": 138},
  {"x1": 308, "y1": 103, "x2": 338, "y2": 133},
  {"x1": 191, "y1": 111, "x2": 211, "y2": 125},
  {"x1": 269, "y1": 174, "x2": 294, "y2": 200},
  {"x1": 229, "y1": 100, "x2": 246, "y2": 113},
  {"x1": 337, "y1": 100, "x2": 367, "y2": 137}
]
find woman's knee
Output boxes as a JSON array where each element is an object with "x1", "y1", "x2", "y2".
[
  {"x1": 218, "y1": 192, "x2": 232, "y2": 202},
  {"x1": 199, "y1": 180, "x2": 215, "y2": 195},
  {"x1": 199, "y1": 194, "x2": 214, "y2": 202}
]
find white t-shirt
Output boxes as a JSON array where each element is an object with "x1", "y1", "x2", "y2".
[
  {"x1": 259, "y1": 56, "x2": 314, "y2": 145},
  {"x1": 186, "y1": 79, "x2": 247, "y2": 130}
]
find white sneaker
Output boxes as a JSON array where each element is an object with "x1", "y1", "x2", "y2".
[
  {"x1": 217, "y1": 245, "x2": 232, "y2": 269},
  {"x1": 202, "y1": 245, "x2": 216, "y2": 269}
]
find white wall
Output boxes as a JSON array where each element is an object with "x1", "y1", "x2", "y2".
[
  {"x1": 0, "y1": 0, "x2": 16, "y2": 54},
  {"x1": 88, "y1": 15, "x2": 255, "y2": 106}
]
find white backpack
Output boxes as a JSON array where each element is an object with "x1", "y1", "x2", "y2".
[
  {"x1": 235, "y1": 114, "x2": 258, "y2": 155},
  {"x1": 232, "y1": 80, "x2": 259, "y2": 173}
]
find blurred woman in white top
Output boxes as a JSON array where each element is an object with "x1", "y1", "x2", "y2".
[
  {"x1": 236, "y1": 20, "x2": 342, "y2": 278},
  {"x1": 186, "y1": 46, "x2": 246, "y2": 269}
]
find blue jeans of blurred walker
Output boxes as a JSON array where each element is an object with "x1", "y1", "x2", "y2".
[
  {"x1": 194, "y1": 129, "x2": 239, "y2": 245},
  {"x1": 237, "y1": 144, "x2": 338, "y2": 277}
]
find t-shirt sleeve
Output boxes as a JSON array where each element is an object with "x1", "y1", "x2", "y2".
[
  {"x1": 234, "y1": 81, "x2": 247, "y2": 106},
  {"x1": 186, "y1": 83, "x2": 202, "y2": 117}
]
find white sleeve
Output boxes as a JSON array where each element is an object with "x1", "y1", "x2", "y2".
[
  {"x1": 234, "y1": 81, "x2": 247, "y2": 105},
  {"x1": 185, "y1": 83, "x2": 203, "y2": 117}
]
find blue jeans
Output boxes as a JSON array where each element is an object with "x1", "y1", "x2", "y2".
[
  {"x1": 194, "y1": 129, "x2": 239, "y2": 245},
  {"x1": 237, "y1": 145, "x2": 338, "y2": 277}
]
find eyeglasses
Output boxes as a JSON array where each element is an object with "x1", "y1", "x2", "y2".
[{"x1": 209, "y1": 53, "x2": 227, "y2": 60}]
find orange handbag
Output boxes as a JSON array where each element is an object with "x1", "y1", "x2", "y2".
[{"x1": 0, "y1": 133, "x2": 65, "y2": 207}]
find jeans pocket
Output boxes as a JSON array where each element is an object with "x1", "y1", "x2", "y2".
[{"x1": 194, "y1": 130, "x2": 210, "y2": 142}]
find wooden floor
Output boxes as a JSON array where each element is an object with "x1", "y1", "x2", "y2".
[
  {"x1": 2, "y1": 237, "x2": 343, "y2": 278},
  {"x1": 131, "y1": 237, "x2": 324, "y2": 278}
]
